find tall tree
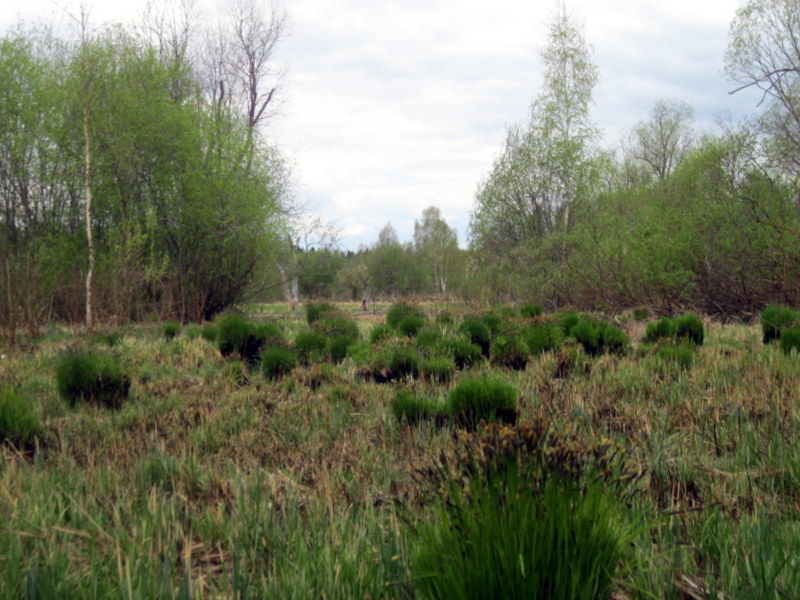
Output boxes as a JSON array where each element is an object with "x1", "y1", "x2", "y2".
[
  {"x1": 628, "y1": 99, "x2": 695, "y2": 181},
  {"x1": 413, "y1": 206, "x2": 460, "y2": 295},
  {"x1": 726, "y1": 0, "x2": 800, "y2": 174}
]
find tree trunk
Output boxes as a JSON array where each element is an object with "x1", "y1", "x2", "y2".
[{"x1": 83, "y1": 86, "x2": 94, "y2": 330}]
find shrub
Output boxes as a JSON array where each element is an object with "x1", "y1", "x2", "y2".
[
  {"x1": 570, "y1": 319, "x2": 629, "y2": 356},
  {"x1": 346, "y1": 341, "x2": 373, "y2": 367},
  {"x1": 447, "y1": 377, "x2": 517, "y2": 429},
  {"x1": 328, "y1": 335, "x2": 352, "y2": 363},
  {"x1": 0, "y1": 389, "x2": 41, "y2": 447},
  {"x1": 391, "y1": 390, "x2": 437, "y2": 424},
  {"x1": 397, "y1": 315, "x2": 426, "y2": 338},
  {"x1": 490, "y1": 335, "x2": 529, "y2": 371},
  {"x1": 522, "y1": 322, "x2": 563, "y2": 355},
  {"x1": 443, "y1": 338, "x2": 483, "y2": 370},
  {"x1": 294, "y1": 330, "x2": 329, "y2": 365},
  {"x1": 388, "y1": 345, "x2": 421, "y2": 380},
  {"x1": 480, "y1": 312, "x2": 504, "y2": 336},
  {"x1": 435, "y1": 312, "x2": 455, "y2": 326},
  {"x1": 163, "y1": 320, "x2": 181, "y2": 340},
  {"x1": 56, "y1": 351, "x2": 131, "y2": 409},
  {"x1": 459, "y1": 317, "x2": 491, "y2": 356},
  {"x1": 780, "y1": 327, "x2": 800, "y2": 355},
  {"x1": 313, "y1": 313, "x2": 360, "y2": 343},
  {"x1": 520, "y1": 303, "x2": 543, "y2": 318},
  {"x1": 216, "y1": 313, "x2": 252, "y2": 358},
  {"x1": 305, "y1": 302, "x2": 337, "y2": 325},
  {"x1": 91, "y1": 331, "x2": 122, "y2": 347},
  {"x1": 415, "y1": 326, "x2": 444, "y2": 354},
  {"x1": 421, "y1": 356, "x2": 456, "y2": 383},
  {"x1": 387, "y1": 302, "x2": 427, "y2": 330},
  {"x1": 657, "y1": 344, "x2": 694, "y2": 370},
  {"x1": 370, "y1": 324, "x2": 395, "y2": 344},
  {"x1": 200, "y1": 324, "x2": 218, "y2": 342},
  {"x1": 644, "y1": 317, "x2": 677, "y2": 343},
  {"x1": 761, "y1": 304, "x2": 799, "y2": 344},
  {"x1": 674, "y1": 313, "x2": 704, "y2": 346},
  {"x1": 557, "y1": 312, "x2": 581, "y2": 336},
  {"x1": 261, "y1": 345, "x2": 298, "y2": 380}
]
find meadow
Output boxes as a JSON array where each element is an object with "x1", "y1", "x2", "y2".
[{"x1": 1, "y1": 302, "x2": 800, "y2": 599}]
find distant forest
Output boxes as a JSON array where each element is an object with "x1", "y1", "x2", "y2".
[{"x1": 1, "y1": 0, "x2": 799, "y2": 342}]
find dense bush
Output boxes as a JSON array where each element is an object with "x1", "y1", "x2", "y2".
[
  {"x1": 200, "y1": 324, "x2": 218, "y2": 342},
  {"x1": 421, "y1": 356, "x2": 456, "y2": 383},
  {"x1": 327, "y1": 336, "x2": 352, "y2": 363},
  {"x1": 480, "y1": 312, "x2": 505, "y2": 336},
  {"x1": 447, "y1": 377, "x2": 517, "y2": 429},
  {"x1": 557, "y1": 312, "x2": 581, "y2": 336},
  {"x1": 656, "y1": 344, "x2": 694, "y2": 370},
  {"x1": 391, "y1": 390, "x2": 438, "y2": 424},
  {"x1": 397, "y1": 315, "x2": 426, "y2": 338},
  {"x1": 438, "y1": 337, "x2": 482, "y2": 370},
  {"x1": 294, "y1": 330, "x2": 329, "y2": 365},
  {"x1": 490, "y1": 335, "x2": 529, "y2": 370},
  {"x1": 674, "y1": 313, "x2": 704, "y2": 346},
  {"x1": 0, "y1": 389, "x2": 41, "y2": 448},
  {"x1": 570, "y1": 319, "x2": 629, "y2": 356},
  {"x1": 522, "y1": 322, "x2": 563, "y2": 355},
  {"x1": 459, "y1": 317, "x2": 492, "y2": 356},
  {"x1": 312, "y1": 313, "x2": 359, "y2": 343},
  {"x1": 216, "y1": 313, "x2": 252, "y2": 358},
  {"x1": 163, "y1": 321, "x2": 181, "y2": 340},
  {"x1": 388, "y1": 345, "x2": 421, "y2": 380},
  {"x1": 386, "y1": 302, "x2": 427, "y2": 330},
  {"x1": 520, "y1": 303, "x2": 543, "y2": 318},
  {"x1": 761, "y1": 305, "x2": 799, "y2": 344},
  {"x1": 56, "y1": 351, "x2": 131, "y2": 409},
  {"x1": 780, "y1": 326, "x2": 800, "y2": 355},
  {"x1": 305, "y1": 302, "x2": 337, "y2": 325},
  {"x1": 415, "y1": 326, "x2": 444, "y2": 354},
  {"x1": 435, "y1": 312, "x2": 455, "y2": 326},
  {"x1": 369, "y1": 324, "x2": 395, "y2": 344},
  {"x1": 643, "y1": 317, "x2": 677, "y2": 343},
  {"x1": 261, "y1": 345, "x2": 298, "y2": 380}
]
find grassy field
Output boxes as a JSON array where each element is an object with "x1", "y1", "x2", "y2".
[{"x1": 1, "y1": 303, "x2": 800, "y2": 599}]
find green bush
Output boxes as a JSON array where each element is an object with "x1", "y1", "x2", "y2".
[
  {"x1": 459, "y1": 317, "x2": 492, "y2": 356},
  {"x1": 415, "y1": 326, "x2": 444, "y2": 354},
  {"x1": 761, "y1": 304, "x2": 799, "y2": 344},
  {"x1": 216, "y1": 313, "x2": 252, "y2": 358},
  {"x1": 388, "y1": 345, "x2": 421, "y2": 380},
  {"x1": 644, "y1": 317, "x2": 677, "y2": 343},
  {"x1": 557, "y1": 312, "x2": 581, "y2": 336},
  {"x1": 570, "y1": 319, "x2": 629, "y2": 356},
  {"x1": 397, "y1": 315, "x2": 426, "y2": 338},
  {"x1": 345, "y1": 341, "x2": 373, "y2": 367},
  {"x1": 447, "y1": 377, "x2": 517, "y2": 429},
  {"x1": 294, "y1": 330, "x2": 329, "y2": 365},
  {"x1": 0, "y1": 389, "x2": 41, "y2": 447},
  {"x1": 200, "y1": 324, "x2": 218, "y2": 342},
  {"x1": 386, "y1": 302, "x2": 426, "y2": 330},
  {"x1": 656, "y1": 344, "x2": 694, "y2": 370},
  {"x1": 305, "y1": 302, "x2": 337, "y2": 324},
  {"x1": 490, "y1": 335, "x2": 529, "y2": 371},
  {"x1": 443, "y1": 338, "x2": 482, "y2": 370},
  {"x1": 391, "y1": 390, "x2": 437, "y2": 424},
  {"x1": 522, "y1": 322, "x2": 563, "y2": 355},
  {"x1": 435, "y1": 312, "x2": 455, "y2": 326},
  {"x1": 780, "y1": 327, "x2": 800, "y2": 355},
  {"x1": 163, "y1": 320, "x2": 181, "y2": 340},
  {"x1": 56, "y1": 351, "x2": 131, "y2": 409},
  {"x1": 327, "y1": 335, "x2": 352, "y2": 363},
  {"x1": 369, "y1": 324, "x2": 395, "y2": 344},
  {"x1": 90, "y1": 331, "x2": 122, "y2": 347},
  {"x1": 480, "y1": 312, "x2": 504, "y2": 336},
  {"x1": 674, "y1": 313, "x2": 704, "y2": 346},
  {"x1": 261, "y1": 345, "x2": 298, "y2": 380},
  {"x1": 520, "y1": 303, "x2": 543, "y2": 318},
  {"x1": 312, "y1": 313, "x2": 360, "y2": 343},
  {"x1": 421, "y1": 356, "x2": 456, "y2": 383}
]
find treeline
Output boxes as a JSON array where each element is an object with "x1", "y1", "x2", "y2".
[
  {"x1": 0, "y1": 1, "x2": 289, "y2": 340},
  {"x1": 469, "y1": 0, "x2": 800, "y2": 317}
]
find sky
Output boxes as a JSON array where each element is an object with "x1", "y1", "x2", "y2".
[{"x1": 1, "y1": 0, "x2": 764, "y2": 250}]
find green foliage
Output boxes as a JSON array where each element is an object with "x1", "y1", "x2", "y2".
[
  {"x1": 490, "y1": 335, "x2": 529, "y2": 370},
  {"x1": 345, "y1": 341, "x2": 373, "y2": 367},
  {"x1": 440, "y1": 338, "x2": 482, "y2": 370},
  {"x1": 520, "y1": 303, "x2": 543, "y2": 318},
  {"x1": 55, "y1": 351, "x2": 130, "y2": 409},
  {"x1": 656, "y1": 344, "x2": 694, "y2": 370},
  {"x1": 216, "y1": 313, "x2": 252, "y2": 358},
  {"x1": 761, "y1": 305, "x2": 799, "y2": 344},
  {"x1": 632, "y1": 308, "x2": 650, "y2": 321},
  {"x1": 388, "y1": 345, "x2": 421, "y2": 380},
  {"x1": 435, "y1": 312, "x2": 455, "y2": 326},
  {"x1": 644, "y1": 317, "x2": 677, "y2": 343},
  {"x1": 421, "y1": 356, "x2": 456, "y2": 383},
  {"x1": 305, "y1": 302, "x2": 337, "y2": 325},
  {"x1": 674, "y1": 313, "x2": 705, "y2": 345},
  {"x1": 327, "y1": 335, "x2": 352, "y2": 363},
  {"x1": 294, "y1": 330, "x2": 329, "y2": 365},
  {"x1": 459, "y1": 317, "x2": 492, "y2": 356},
  {"x1": 369, "y1": 324, "x2": 394, "y2": 345},
  {"x1": 261, "y1": 345, "x2": 298, "y2": 380},
  {"x1": 391, "y1": 390, "x2": 437, "y2": 424},
  {"x1": 522, "y1": 322, "x2": 563, "y2": 355},
  {"x1": 312, "y1": 313, "x2": 360, "y2": 343},
  {"x1": 415, "y1": 326, "x2": 444, "y2": 354},
  {"x1": 200, "y1": 325, "x2": 218, "y2": 342},
  {"x1": 397, "y1": 315, "x2": 425, "y2": 338},
  {"x1": 557, "y1": 312, "x2": 581, "y2": 336},
  {"x1": 0, "y1": 388, "x2": 41, "y2": 447},
  {"x1": 90, "y1": 331, "x2": 123, "y2": 347},
  {"x1": 386, "y1": 302, "x2": 427, "y2": 330},
  {"x1": 780, "y1": 327, "x2": 800, "y2": 355},
  {"x1": 163, "y1": 321, "x2": 181, "y2": 340},
  {"x1": 570, "y1": 318, "x2": 629, "y2": 356},
  {"x1": 447, "y1": 377, "x2": 517, "y2": 429},
  {"x1": 480, "y1": 312, "x2": 505, "y2": 336}
]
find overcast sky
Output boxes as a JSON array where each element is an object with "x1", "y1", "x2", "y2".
[{"x1": 1, "y1": 0, "x2": 763, "y2": 250}]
